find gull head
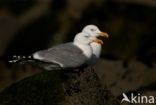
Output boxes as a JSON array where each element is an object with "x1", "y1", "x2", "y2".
[
  {"x1": 82, "y1": 25, "x2": 109, "y2": 38},
  {"x1": 74, "y1": 33, "x2": 103, "y2": 45}
]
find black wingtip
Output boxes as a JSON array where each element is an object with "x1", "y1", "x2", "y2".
[
  {"x1": 8, "y1": 55, "x2": 23, "y2": 63},
  {"x1": 8, "y1": 55, "x2": 33, "y2": 63}
]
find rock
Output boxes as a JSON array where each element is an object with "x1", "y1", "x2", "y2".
[{"x1": 0, "y1": 68, "x2": 119, "y2": 105}]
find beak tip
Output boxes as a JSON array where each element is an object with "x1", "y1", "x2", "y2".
[{"x1": 99, "y1": 32, "x2": 109, "y2": 38}]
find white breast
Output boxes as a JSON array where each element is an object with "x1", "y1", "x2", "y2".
[
  {"x1": 74, "y1": 43, "x2": 92, "y2": 59},
  {"x1": 91, "y1": 42, "x2": 102, "y2": 58},
  {"x1": 87, "y1": 42, "x2": 102, "y2": 66}
]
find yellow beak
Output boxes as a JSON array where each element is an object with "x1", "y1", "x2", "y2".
[
  {"x1": 90, "y1": 37, "x2": 103, "y2": 45},
  {"x1": 95, "y1": 39, "x2": 103, "y2": 44},
  {"x1": 98, "y1": 32, "x2": 109, "y2": 38}
]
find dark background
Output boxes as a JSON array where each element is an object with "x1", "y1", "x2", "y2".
[{"x1": 0, "y1": 0, "x2": 156, "y2": 104}]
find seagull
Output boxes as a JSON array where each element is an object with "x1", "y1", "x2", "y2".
[
  {"x1": 81, "y1": 25, "x2": 109, "y2": 65},
  {"x1": 9, "y1": 32, "x2": 103, "y2": 70}
]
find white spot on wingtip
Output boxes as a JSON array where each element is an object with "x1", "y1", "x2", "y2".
[
  {"x1": 8, "y1": 60, "x2": 13, "y2": 63},
  {"x1": 28, "y1": 56, "x2": 31, "y2": 59},
  {"x1": 13, "y1": 55, "x2": 17, "y2": 58},
  {"x1": 17, "y1": 56, "x2": 21, "y2": 58},
  {"x1": 8, "y1": 60, "x2": 17, "y2": 63},
  {"x1": 22, "y1": 56, "x2": 26, "y2": 58}
]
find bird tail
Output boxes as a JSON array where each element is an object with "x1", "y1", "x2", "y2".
[
  {"x1": 8, "y1": 55, "x2": 63, "y2": 71},
  {"x1": 8, "y1": 55, "x2": 33, "y2": 64}
]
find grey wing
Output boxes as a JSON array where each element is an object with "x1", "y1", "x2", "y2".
[{"x1": 33, "y1": 43, "x2": 88, "y2": 68}]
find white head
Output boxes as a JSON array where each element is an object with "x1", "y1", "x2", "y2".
[
  {"x1": 73, "y1": 33, "x2": 103, "y2": 58},
  {"x1": 73, "y1": 33, "x2": 103, "y2": 45},
  {"x1": 82, "y1": 25, "x2": 109, "y2": 60},
  {"x1": 82, "y1": 25, "x2": 109, "y2": 38}
]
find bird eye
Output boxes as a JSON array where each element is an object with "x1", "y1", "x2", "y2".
[
  {"x1": 84, "y1": 35, "x2": 90, "y2": 38},
  {"x1": 90, "y1": 29, "x2": 96, "y2": 31}
]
